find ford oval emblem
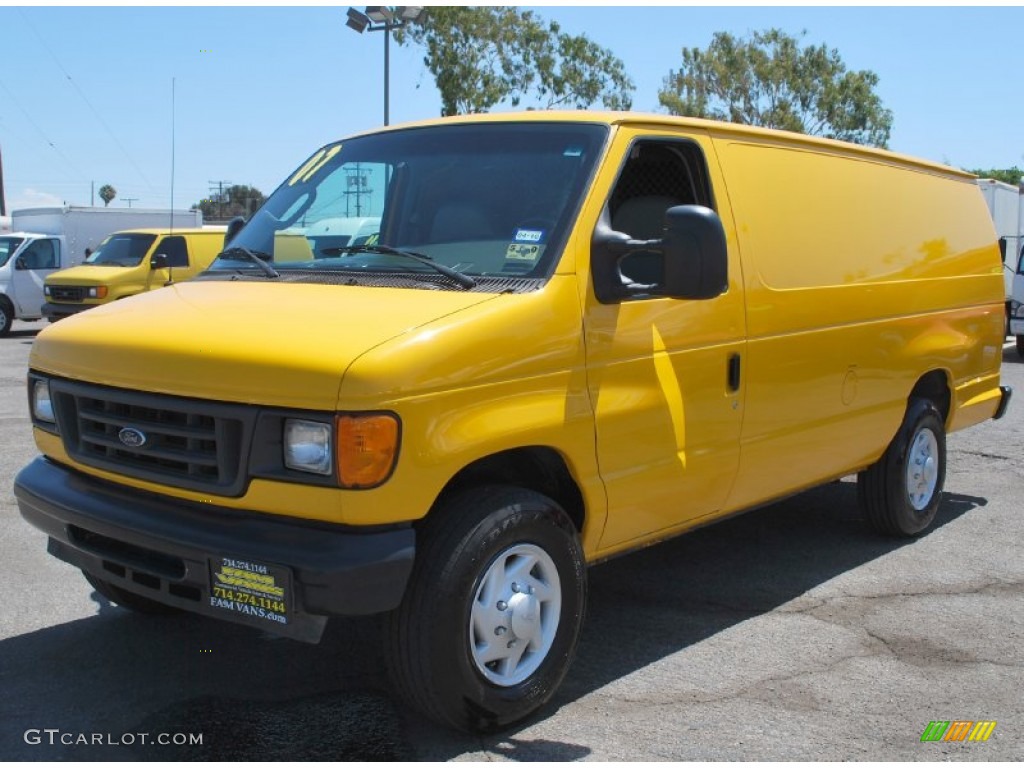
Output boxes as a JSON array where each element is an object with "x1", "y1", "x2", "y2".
[{"x1": 118, "y1": 427, "x2": 147, "y2": 449}]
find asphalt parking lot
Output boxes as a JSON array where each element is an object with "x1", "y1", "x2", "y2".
[{"x1": 1, "y1": 317, "x2": 1021, "y2": 761}]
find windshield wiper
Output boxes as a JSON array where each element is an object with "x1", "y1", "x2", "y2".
[
  {"x1": 322, "y1": 243, "x2": 477, "y2": 290},
  {"x1": 217, "y1": 246, "x2": 280, "y2": 278}
]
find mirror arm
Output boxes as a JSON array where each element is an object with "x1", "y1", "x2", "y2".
[{"x1": 592, "y1": 215, "x2": 669, "y2": 302}]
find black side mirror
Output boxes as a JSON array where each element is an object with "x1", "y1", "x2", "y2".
[
  {"x1": 224, "y1": 216, "x2": 246, "y2": 248},
  {"x1": 591, "y1": 204, "x2": 728, "y2": 303},
  {"x1": 14, "y1": 256, "x2": 27, "y2": 271},
  {"x1": 661, "y1": 205, "x2": 728, "y2": 300},
  {"x1": 150, "y1": 253, "x2": 169, "y2": 270}
]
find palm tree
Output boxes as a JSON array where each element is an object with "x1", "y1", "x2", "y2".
[{"x1": 98, "y1": 184, "x2": 117, "y2": 207}]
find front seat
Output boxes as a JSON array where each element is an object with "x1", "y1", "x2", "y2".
[{"x1": 611, "y1": 195, "x2": 682, "y2": 240}]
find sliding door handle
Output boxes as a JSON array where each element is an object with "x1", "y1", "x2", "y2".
[{"x1": 727, "y1": 353, "x2": 741, "y2": 393}]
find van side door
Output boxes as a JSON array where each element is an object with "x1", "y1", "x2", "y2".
[
  {"x1": 581, "y1": 129, "x2": 748, "y2": 552},
  {"x1": 12, "y1": 237, "x2": 60, "y2": 317}
]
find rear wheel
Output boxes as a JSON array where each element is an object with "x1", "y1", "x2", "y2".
[
  {"x1": 386, "y1": 486, "x2": 586, "y2": 733},
  {"x1": 857, "y1": 399, "x2": 946, "y2": 537},
  {"x1": 84, "y1": 572, "x2": 180, "y2": 615}
]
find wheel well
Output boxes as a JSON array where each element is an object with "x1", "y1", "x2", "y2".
[
  {"x1": 434, "y1": 447, "x2": 585, "y2": 532},
  {"x1": 909, "y1": 370, "x2": 951, "y2": 424}
]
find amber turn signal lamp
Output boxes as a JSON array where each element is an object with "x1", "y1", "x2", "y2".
[{"x1": 336, "y1": 413, "x2": 400, "y2": 488}]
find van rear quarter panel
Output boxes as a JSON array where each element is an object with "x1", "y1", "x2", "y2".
[{"x1": 713, "y1": 134, "x2": 1004, "y2": 512}]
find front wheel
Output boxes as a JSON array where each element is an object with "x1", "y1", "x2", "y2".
[
  {"x1": 386, "y1": 486, "x2": 586, "y2": 733},
  {"x1": 1016, "y1": 335, "x2": 1024, "y2": 359},
  {"x1": 857, "y1": 399, "x2": 946, "y2": 537},
  {"x1": 0, "y1": 298, "x2": 13, "y2": 337}
]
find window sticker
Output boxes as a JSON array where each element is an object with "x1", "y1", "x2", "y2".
[
  {"x1": 513, "y1": 228, "x2": 544, "y2": 243},
  {"x1": 564, "y1": 146, "x2": 583, "y2": 157},
  {"x1": 506, "y1": 243, "x2": 540, "y2": 262},
  {"x1": 288, "y1": 144, "x2": 341, "y2": 186}
]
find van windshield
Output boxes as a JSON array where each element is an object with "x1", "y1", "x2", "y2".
[
  {"x1": 0, "y1": 237, "x2": 25, "y2": 268},
  {"x1": 85, "y1": 234, "x2": 158, "y2": 267},
  {"x1": 208, "y1": 122, "x2": 608, "y2": 288}
]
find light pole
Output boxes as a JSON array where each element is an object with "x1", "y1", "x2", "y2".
[{"x1": 345, "y1": 6, "x2": 425, "y2": 126}]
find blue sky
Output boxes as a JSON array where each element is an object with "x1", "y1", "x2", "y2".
[{"x1": 1, "y1": 4, "x2": 1023, "y2": 213}]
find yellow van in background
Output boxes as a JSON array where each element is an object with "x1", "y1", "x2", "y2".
[
  {"x1": 41, "y1": 228, "x2": 224, "y2": 320},
  {"x1": 15, "y1": 112, "x2": 1012, "y2": 732}
]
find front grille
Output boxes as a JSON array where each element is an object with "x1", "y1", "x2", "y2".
[
  {"x1": 49, "y1": 285, "x2": 85, "y2": 302},
  {"x1": 51, "y1": 381, "x2": 256, "y2": 496}
]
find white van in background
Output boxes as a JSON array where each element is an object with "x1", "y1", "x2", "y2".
[
  {"x1": 0, "y1": 206, "x2": 204, "y2": 335},
  {"x1": 0, "y1": 232, "x2": 68, "y2": 335}
]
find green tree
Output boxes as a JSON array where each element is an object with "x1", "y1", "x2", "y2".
[
  {"x1": 968, "y1": 167, "x2": 1023, "y2": 185},
  {"x1": 192, "y1": 184, "x2": 266, "y2": 221},
  {"x1": 397, "y1": 7, "x2": 633, "y2": 116},
  {"x1": 98, "y1": 184, "x2": 116, "y2": 207},
  {"x1": 659, "y1": 29, "x2": 893, "y2": 148}
]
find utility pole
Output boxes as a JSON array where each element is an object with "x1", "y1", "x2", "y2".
[
  {"x1": 208, "y1": 180, "x2": 232, "y2": 220},
  {"x1": 123, "y1": 198, "x2": 139, "y2": 208},
  {"x1": 344, "y1": 164, "x2": 372, "y2": 217}
]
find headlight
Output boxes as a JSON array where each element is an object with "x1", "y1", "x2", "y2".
[
  {"x1": 336, "y1": 413, "x2": 400, "y2": 488},
  {"x1": 44, "y1": 285, "x2": 51, "y2": 297},
  {"x1": 87, "y1": 286, "x2": 108, "y2": 299},
  {"x1": 283, "y1": 419, "x2": 332, "y2": 475},
  {"x1": 32, "y1": 379, "x2": 55, "y2": 423}
]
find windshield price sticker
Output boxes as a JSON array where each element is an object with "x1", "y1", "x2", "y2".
[
  {"x1": 208, "y1": 557, "x2": 291, "y2": 627},
  {"x1": 505, "y1": 243, "x2": 540, "y2": 262}
]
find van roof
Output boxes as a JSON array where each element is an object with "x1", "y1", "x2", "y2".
[
  {"x1": 106, "y1": 228, "x2": 221, "y2": 236},
  {"x1": 344, "y1": 110, "x2": 974, "y2": 181}
]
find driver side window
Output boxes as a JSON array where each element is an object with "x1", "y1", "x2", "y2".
[
  {"x1": 608, "y1": 141, "x2": 713, "y2": 287},
  {"x1": 22, "y1": 239, "x2": 58, "y2": 270}
]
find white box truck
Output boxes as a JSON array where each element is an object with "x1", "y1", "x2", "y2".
[
  {"x1": 978, "y1": 179, "x2": 1024, "y2": 356},
  {"x1": 0, "y1": 206, "x2": 202, "y2": 335},
  {"x1": 976, "y1": 179, "x2": 1023, "y2": 332}
]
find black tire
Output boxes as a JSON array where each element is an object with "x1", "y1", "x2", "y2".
[
  {"x1": 1016, "y1": 335, "x2": 1024, "y2": 360},
  {"x1": 386, "y1": 486, "x2": 586, "y2": 733},
  {"x1": 0, "y1": 297, "x2": 13, "y2": 337},
  {"x1": 84, "y1": 572, "x2": 180, "y2": 615},
  {"x1": 857, "y1": 399, "x2": 946, "y2": 537}
]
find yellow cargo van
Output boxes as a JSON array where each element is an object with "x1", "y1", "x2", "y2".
[
  {"x1": 41, "y1": 227, "x2": 224, "y2": 320},
  {"x1": 15, "y1": 112, "x2": 1011, "y2": 731}
]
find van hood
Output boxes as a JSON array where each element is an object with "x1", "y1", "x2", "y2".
[
  {"x1": 31, "y1": 280, "x2": 498, "y2": 410},
  {"x1": 47, "y1": 264, "x2": 131, "y2": 285}
]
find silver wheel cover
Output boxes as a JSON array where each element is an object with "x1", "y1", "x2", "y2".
[
  {"x1": 906, "y1": 427, "x2": 940, "y2": 511},
  {"x1": 469, "y1": 543, "x2": 562, "y2": 687}
]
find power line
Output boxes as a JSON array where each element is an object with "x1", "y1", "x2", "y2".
[
  {"x1": 16, "y1": 7, "x2": 159, "y2": 196},
  {"x1": 0, "y1": 76, "x2": 91, "y2": 183}
]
